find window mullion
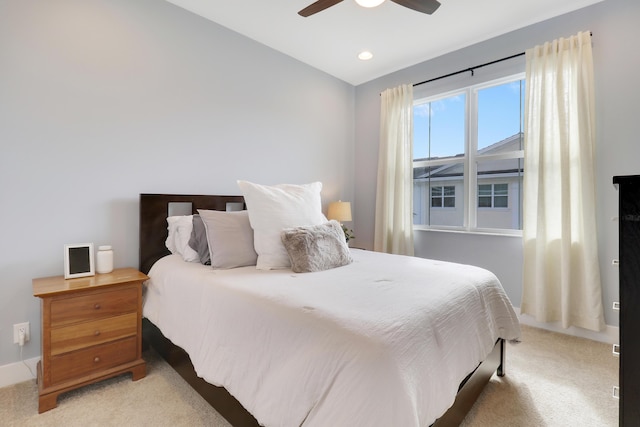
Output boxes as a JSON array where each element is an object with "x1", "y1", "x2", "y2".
[
  {"x1": 491, "y1": 184, "x2": 496, "y2": 208},
  {"x1": 467, "y1": 87, "x2": 478, "y2": 231}
]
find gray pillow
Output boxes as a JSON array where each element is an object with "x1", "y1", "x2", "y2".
[
  {"x1": 197, "y1": 209, "x2": 258, "y2": 269},
  {"x1": 280, "y1": 220, "x2": 353, "y2": 273},
  {"x1": 189, "y1": 214, "x2": 211, "y2": 265}
]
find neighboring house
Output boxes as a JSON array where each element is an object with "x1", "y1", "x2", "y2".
[{"x1": 413, "y1": 132, "x2": 523, "y2": 229}]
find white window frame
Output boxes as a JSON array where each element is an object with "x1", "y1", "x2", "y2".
[{"x1": 413, "y1": 73, "x2": 525, "y2": 236}]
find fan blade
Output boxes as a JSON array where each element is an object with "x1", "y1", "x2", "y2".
[
  {"x1": 298, "y1": 0, "x2": 344, "y2": 17},
  {"x1": 391, "y1": 0, "x2": 441, "y2": 14}
]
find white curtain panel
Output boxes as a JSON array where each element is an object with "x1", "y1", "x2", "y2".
[
  {"x1": 521, "y1": 31, "x2": 605, "y2": 331},
  {"x1": 374, "y1": 84, "x2": 414, "y2": 256}
]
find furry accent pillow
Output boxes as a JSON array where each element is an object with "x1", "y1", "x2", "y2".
[{"x1": 281, "y1": 220, "x2": 353, "y2": 273}]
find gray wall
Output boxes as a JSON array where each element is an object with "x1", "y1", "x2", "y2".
[
  {"x1": 2, "y1": 0, "x2": 637, "y2": 368},
  {"x1": 0, "y1": 0, "x2": 354, "y2": 365},
  {"x1": 354, "y1": 0, "x2": 640, "y2": 328}
]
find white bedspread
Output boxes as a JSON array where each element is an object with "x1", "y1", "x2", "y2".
[{"x1": 143, "y1": 249, "x2": 520, "y2": 427}]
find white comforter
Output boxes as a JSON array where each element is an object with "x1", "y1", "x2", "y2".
[{"x1": 143, "y1": 249, "x2": 520, "y2": 427}]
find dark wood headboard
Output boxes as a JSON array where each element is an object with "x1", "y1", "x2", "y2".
[{"x1": 139, "y1": 194, "x2": 245, "y2": 274}]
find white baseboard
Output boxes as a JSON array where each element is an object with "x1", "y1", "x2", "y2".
[
  {"x1": 516, "y1": 308, "x2": 619, "y2": 345},
  {"x1": 0, "y1": 356, "x2": 39, "y2": 389}
]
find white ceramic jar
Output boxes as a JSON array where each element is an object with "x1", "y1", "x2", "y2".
[{"x1": 96, "y1": 245, "x2": 114, "y2": 274}]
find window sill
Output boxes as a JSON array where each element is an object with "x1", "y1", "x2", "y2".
[{"x1": 413, "y1": 226, "x2": 522, "y2": 238}]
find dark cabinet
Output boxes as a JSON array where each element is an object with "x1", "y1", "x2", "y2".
[{"x1": 614, "y1": 175, "x2": 640, "y2": 426}]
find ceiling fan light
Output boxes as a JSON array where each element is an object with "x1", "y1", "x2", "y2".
[{"x1": 355, "y1": 0, "x2": 385, "y2": 8}]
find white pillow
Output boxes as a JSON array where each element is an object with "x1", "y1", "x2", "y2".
[
  {"x1": 165, "y1": 215, "x2": 199, "y2": 263},
  {"x1": 237, "y1": 180, "x2": 327, "y2": 270},
  {"x1": 197, "y1": 209, "x2": 257, "y2": 269}
]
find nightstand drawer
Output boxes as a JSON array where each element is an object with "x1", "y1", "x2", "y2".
[
  {"x1": 51, "y1": 287, "x2": 138, "y2": 327},
  {"x1": 50, "y1": 336, "x2": 138, "y2": 384},
  {"x1": 50, "y1": 312, "x2": 138, "y2": 356}
]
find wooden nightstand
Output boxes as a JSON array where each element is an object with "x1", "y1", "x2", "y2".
[{"x1": 32, "y1": 268, "x2": 148, "y2": 413}]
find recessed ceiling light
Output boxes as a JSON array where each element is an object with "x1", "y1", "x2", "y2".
[
  {"x1": 358, "y1": 51, "x2": 374, "y2": 60},
  {"x1": 355, "y1": 0, "x2": 385, "y2": 8}
]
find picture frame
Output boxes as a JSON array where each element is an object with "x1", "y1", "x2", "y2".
[{"x1": 64, "y1": 243, "x2": 95, "y2": 279}]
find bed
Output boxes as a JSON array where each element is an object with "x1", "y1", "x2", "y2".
[{"x1": 139, "y1": 192, "x2": 520, "y2": 427}]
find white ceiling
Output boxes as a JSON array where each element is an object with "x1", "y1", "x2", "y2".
[{"x1": 165, "y1": 0, "x2": 604, "y2": 86}]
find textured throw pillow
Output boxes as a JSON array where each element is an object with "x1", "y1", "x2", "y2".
[
  {"x1": 237, "y1": 180, "x2": 327, "y2": 270},
  {"x1": 281, "y1": 220, "x2": 353, "y2": 273},
  {"x1": 165, "y1": 215, "x2": 199, "y2": 262},
  {"x1": 197, "y1": 209, "x2": 258, "y2": 269},
  {"x1": 188, "y1": 214, "x2": 211, "y2": 265}
]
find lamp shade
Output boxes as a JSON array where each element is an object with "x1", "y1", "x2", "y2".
[{"x1": 327, "y1": 201, "x2": 352, "y2": 222}]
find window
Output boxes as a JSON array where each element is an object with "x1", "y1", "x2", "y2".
[
  {"x1": 413, "y1": 74, "x2": 525, "y2": 232},
  {"x1": 431, "y1": 186, "x2": 455, "y2": 208},
  {"x1": 478, "y1": 183, "x2": 508, "y2": 208}
]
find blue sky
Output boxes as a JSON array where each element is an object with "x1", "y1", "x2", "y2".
[{"x1": 413, "y1": 80, "x2": 525, "y2": 159}]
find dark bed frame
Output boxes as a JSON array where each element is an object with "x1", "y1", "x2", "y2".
[{"x1": 139, "y1": 193, "x2": 506, "y2": 427}]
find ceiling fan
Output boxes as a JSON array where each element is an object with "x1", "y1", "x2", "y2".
[{"x1": 298, "y1": 0, "x2": 441, "y2": 17}]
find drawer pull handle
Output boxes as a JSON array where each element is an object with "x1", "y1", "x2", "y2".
[
  {"x1": 94, "y1": 356, "x2": 101, "y2": 363},
  {"x1": 94, "y1": 330, "x2": 101, "y2": 336},
  {"x1": 94, "y1": 303, "x2": 101, "y2": 310}
]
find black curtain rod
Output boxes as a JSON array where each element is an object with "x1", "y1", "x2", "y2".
[
  {"x1": 413, "y1": 52, "x2": 524, "y2": 87},
  {"x1": 413, "y1": 32, "x2": 593, "y2": 88}
]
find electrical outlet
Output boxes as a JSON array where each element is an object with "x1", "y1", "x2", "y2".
[{"x1": 13, "y1": 322, "x2": 30, "y2": 345}]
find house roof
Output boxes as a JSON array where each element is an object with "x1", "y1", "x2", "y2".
[{"x1": 414, "y1": 132, "x2": 523, "y2": 180}]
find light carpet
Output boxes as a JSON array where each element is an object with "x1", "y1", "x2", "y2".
[{"x1": 1, "y1": 325, "x2": 618, "y2": 426}]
